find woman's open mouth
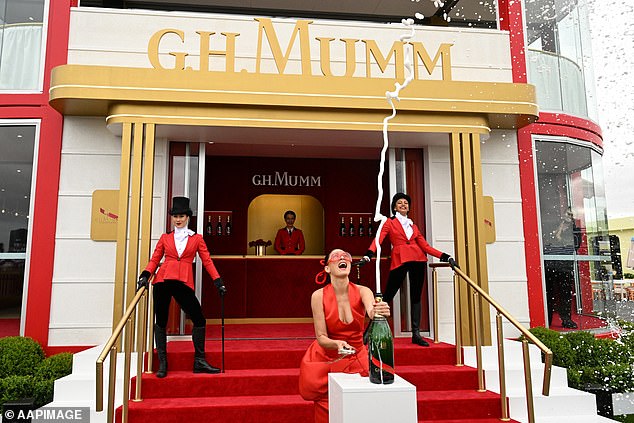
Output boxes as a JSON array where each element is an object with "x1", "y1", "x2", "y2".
[{"x1": 338, "y1": 262, "x2": 348, "y2": 269}]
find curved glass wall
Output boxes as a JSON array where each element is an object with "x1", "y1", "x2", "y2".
[
  {"x1": 525, "y1": 0, "x2": 597, "y2": 120},
  {"x1": 535, "y1": 137, "x2": 612, "y2": 331}
]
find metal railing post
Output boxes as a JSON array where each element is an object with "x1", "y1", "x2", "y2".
[
  {"x1": 496, "y1": 313, "x2": 510, "y2": 421},
  {"x1": 472, "y1": 291, "x2": 485, "y2": 392}
]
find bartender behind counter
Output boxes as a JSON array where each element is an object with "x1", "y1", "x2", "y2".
[{"x1": 274, "y1": 210, "x2": 306, "y2": 255}]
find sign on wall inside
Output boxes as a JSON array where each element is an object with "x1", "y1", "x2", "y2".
[{"x1": 91, "y1": 190, "x2": 119, "y2": 241}]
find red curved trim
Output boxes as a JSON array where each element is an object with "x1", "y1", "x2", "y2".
[
  {"x1": 498, "y1": 0, "x2": 527, "y2": 83},
  {"x1": 536, "y1": 112, "x2": 603, "y2": 148},
  {"x1": 517, "y1": 126, "x2": 546, "y2": 327}
]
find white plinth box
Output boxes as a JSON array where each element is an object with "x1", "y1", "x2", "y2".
[{"x1": 328, "y1": 373, "x2": 417, "y2": 423}]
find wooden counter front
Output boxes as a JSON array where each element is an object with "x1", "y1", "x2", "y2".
[{"x1": 201, "y1": 256, "x2": 389, "y2": 319}]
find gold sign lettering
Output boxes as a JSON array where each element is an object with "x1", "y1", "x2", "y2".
[
  {"x1": 255, "y1": 18, "x2": 313, "y2": 75},
  {"x1": 146, "y1": 18, "x2": 453, "y2": 80},
  {"x1": 362, "y1": 40, "x2": 405, "y2": 80},
  {"x1": 148, "y1": 29, "x2": 188, "y2": 70}
]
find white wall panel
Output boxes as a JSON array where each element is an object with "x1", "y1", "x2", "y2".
[
  {"x1": 58, "y1": 154, "x2": 121, "y2": 194},
  {"x1": 61, "y1": 117, "x2": 121, "y2": 154},
  {"x1": 52, "y1": 239, "x2": 116, "y2": 281},
  {"x1": 55, "y1": 196, "x2": 92, "y2": 238}
]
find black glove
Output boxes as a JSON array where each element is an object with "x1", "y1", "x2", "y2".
[
  {"x1": 213, "y1": 278, "x2": 227, "y2": 296},
  {"x1": 440, "y1": 253, "x2": 459, "y2": 270},
  {"x1": 137, "y1": 270, "x2": 151, "y2": 291},
  {"x1": 448, "y1": 258, "x2": 459, "y2": 270},
  {"x1": 362, "y1": 250, "x2": 374, "y2": 262}
]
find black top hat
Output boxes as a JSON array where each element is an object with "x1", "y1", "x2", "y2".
[
  {"x1": 391, "y1": 192, "x2": 411, "y2": 215},
  {"x1": 169, "y1": 197, "x2": 192, "y2": 216}
]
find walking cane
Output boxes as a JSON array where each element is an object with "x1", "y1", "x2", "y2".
[{"x1": 220, "y1": 288, "x2": 226, "y2": 373}]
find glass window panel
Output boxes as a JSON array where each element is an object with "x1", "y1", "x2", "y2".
[
  {"x1": 535, "y1": 138, "x2": 612, "y2": 330},
  {"x1": 0, "y1": 124, "x2": 36, "y2": 319},
  {"x1": 0, "y1": 0, "x2": 44, "y2": 90}
]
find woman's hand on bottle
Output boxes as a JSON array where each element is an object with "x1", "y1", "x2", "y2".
[{"x1": 372, "y1": 300, "x2": 390, "y2": 317}]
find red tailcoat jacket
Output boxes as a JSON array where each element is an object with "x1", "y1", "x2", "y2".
[
  {"x1": 368, "y1": 216, "x2": 443, "y2": 271},
  {"x1": 144, "y1": 232, "x2": 220, "y2": 291},
  {"x1": 274, "y1": 228, "x2": 306, "y2": 255}
]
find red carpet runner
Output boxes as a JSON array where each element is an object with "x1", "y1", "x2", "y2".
[{"x1": 119, "y1": 324, "x2": 518, "y2": 423}]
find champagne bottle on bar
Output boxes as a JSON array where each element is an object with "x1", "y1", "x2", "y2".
[
  {"x1": 206, "y1": 216, "x2": 213, "y2": 236},
  {"x1": 216, "y1": 216, "x2": 223, "y2": 236},
  {"x1": 367, "y1": 217, "x2": 374, "y2": 238},
  {"x1": 349, "y1": 217, "x2": 355, "y2": 237},
  {"x1": 225, "y1": 215, "x2": 232, "y2": 236},
  {"x1": 358, "y1": 217, "x2": 364, "y2": 237},
  {"x1": 368, "y1": 294, "x2": 395, "y2": 384},
  {"x1": 339, "y1": 217, "x2": 346, "y2": 237}
]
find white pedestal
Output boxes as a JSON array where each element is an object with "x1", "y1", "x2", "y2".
[{"x1": 328, "y1": 373, "x2": 417, "y2": 423}]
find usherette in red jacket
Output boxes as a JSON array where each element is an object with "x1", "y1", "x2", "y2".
[
  {"x1": 144, "y1": 232, "x2": 220, "y2": 291},
  {"x1": 274, "y1": 228, "x2": 306, "y2": 255},
  {"x1": 368, "y1": 216, "x2": 443, "y2": 271}
]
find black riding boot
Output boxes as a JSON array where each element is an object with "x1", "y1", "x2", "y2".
[
  {"x1": 192, "y1": 326, "x2": 221, "y2": 374},
  {"x1": 154, "y1": 324, "x2": 168, "y2": 378},
  {"x1": 411, "y1": 303, "x2": 429, "y2": 347}
]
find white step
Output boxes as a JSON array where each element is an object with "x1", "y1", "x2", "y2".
[
  {"x1": 463, "y1": 339, "x2": 612, "y2": 423},
  {"x1": 43, "y1": 345, "x2": 140, "y2": 423}
]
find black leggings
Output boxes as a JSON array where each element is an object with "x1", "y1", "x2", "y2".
[
  {"x1": 153, "y1": 280, "x2": 206, "y2": 328},
  {"x1": 383, "y1": 261, "x2": 427, "y2": 305}
]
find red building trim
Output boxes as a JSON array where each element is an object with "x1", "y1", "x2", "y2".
[
  {"x1": 1, "y1": 1, "x2": 73, "y2": 348},
  {"x1": 498, "y1": 0, "x2": 527, "y2": 83}
]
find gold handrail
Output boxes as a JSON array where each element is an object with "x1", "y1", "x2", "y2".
[
  {"x1": 96, "y1": 282, "x2": 153, "y2": 423},
  {"x1": 430, "y1": 263, "x2": 552, "y2": 423}
]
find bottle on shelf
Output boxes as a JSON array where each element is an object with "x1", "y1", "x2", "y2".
[
  {"x1": 349, "y1": 217, "x2": 355, "y2": 237},
  {"x1": 225, "y1": 215, "x2": 232, "y2": 236},
  {"x1": 205, "y1": 215, "x2": 213, "y2": 236},
  {"x1": 358, "y1": 217, "x2": 364, "y2": 237},
  {"x1": 216, "y1": 215, "x2": 223, "y2": 236},
  {"x1": 339, "y1": 217, "x2": 346, "y2": 237},
  {"x1": 368, "y1": 293, "x2": 395, "y2": 385},
  {"x1": 367, "y1": 217, "x2": 374, "y2": 238}
]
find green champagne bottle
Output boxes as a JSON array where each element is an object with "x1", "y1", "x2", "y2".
[{"x1": 368, "y1": 295, "x2": 394, "y2": 384}]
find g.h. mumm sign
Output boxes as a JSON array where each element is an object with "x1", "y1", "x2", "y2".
[{"x1": 147, "y1": 18, "x2": 453, "y2": 81}]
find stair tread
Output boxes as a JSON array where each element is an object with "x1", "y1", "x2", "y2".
[
  {"x1": 129, "y1": 394, "x2": 309, "y2": 408},
  {"x1": 417, "y1": 389, "x2": 501, "y2": 400}
]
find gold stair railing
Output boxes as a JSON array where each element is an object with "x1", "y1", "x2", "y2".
[
  {"x1": 430, "y1": 262, "x2": 553, "y2": 423},
  {"x1": 96, "y1": 280, "x2": 155, "y2": 423}
]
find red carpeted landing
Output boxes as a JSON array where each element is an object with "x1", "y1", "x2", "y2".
[
  {"x1": 120, "y1": 325, "x2": 519, "y2": 423},
  {"x1": 0, "y1": 318, "x2": 20, "y2": 338},
  {"x1": 549, "y1": 312, "x2": 608, "y2": 331}
]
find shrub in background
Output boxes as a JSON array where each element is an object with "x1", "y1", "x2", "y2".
[
  {"x1": 529, "y1": 324, "x2": 634, "y2": 393},
  {"x1": 0, "y1": 337, "x2": 73, "y2": 409},
  {"x1": 0, "y1": 337, "x2": 45, "y2": 377}
]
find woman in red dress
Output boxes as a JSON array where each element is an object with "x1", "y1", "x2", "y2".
[{"x1": 299, "y1": 248, "x2": 390, "y2": 423}]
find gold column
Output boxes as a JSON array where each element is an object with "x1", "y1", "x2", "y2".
[
  {"x1": 450, "y1": 132, "x2": 491, "y2": 346},
  {"x1": 112, "y1": 122, "x2": 157, "y2": 338}
]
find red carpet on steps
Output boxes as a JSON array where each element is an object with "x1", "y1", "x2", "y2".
[{"x1": 119, "y1": 324, "x2": 519, "y2": 423}]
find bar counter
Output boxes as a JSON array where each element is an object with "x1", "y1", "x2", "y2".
[{"x1": 201, "y1": 255, "x2": 388, "y2": 319}]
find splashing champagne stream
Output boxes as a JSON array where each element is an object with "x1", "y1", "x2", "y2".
[{"x1": 372, "y1": 18, "x2": 418, "y2": 293}]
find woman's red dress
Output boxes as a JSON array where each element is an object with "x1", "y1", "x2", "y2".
[{"x1": 299, "y1": 282, "x2": 369, "y2": 423}]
